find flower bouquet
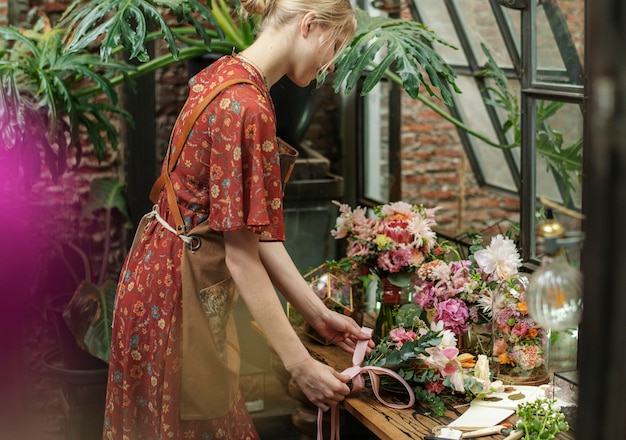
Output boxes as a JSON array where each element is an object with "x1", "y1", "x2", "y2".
[
  {"x1": 331, "y1": 201, "x2": 440, "y2": 340},
  {"x1": 472, "y1": 234, "x2": 549, "y2": 385},
  {"x1": 412, "y1": 256, "x2": 493, "y2": 353},
  {"x1": 363, "y1": 304, "x2": 501, "y2": 416},
  {"x1": 491, "y1": 275, "x2": 549, "y2": 385}
]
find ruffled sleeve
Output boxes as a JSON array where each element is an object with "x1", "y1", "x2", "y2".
[{"x1": 204, "y1": 82, "x2": 285, "y2": 240}]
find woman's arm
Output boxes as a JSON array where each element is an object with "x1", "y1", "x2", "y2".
[
  {"x1": 223, "y1": 227, "x2": 351, "y2": 411},
  {"x1": 258, "y1": 240, "x2": 372, "y2": 352}
]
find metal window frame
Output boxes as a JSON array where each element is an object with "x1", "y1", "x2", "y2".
[{"x1": 352, "y1": 0, "x2": 585, "y2": 263}]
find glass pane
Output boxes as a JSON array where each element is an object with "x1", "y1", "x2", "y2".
[
  {"x1": 453, "y1": 76, "x2": 517, "y2": 192},
  {"x1": 534, "y1": 99, "x2": 583, "y2": 209},
  {"x1": 501, "y1": 6, "x2": 522, "y2": 56},
  {"x1": 535, "y1": 0, "x2": 585, "y2": 86},
  {"x1": 363, "y1": 81, "x2": 390, "y2": 202},
  {"x1": 451, "y1": 0, "x2": 514, "y2": 68},
  {"x1": 413, "y1": 0, "x2": 468, "y2": 66}
]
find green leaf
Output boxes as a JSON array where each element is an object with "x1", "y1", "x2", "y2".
[
  {"x1": 479, "y1": 43, "x2": 582, "y2": 204},
  {"x1": 82, "y1": 177, "x2": 131, "y2": 221},
  {"x1": 63, "y1": 279, "x2": 117, "y2": 363},
  {"x1": 61, "y1": 0, "x2": 220, "y2": 62},
  {"x1": 334, "y1": 9, "x2": 459, "y2": 104}
]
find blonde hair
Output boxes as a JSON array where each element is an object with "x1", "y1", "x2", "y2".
[{"x1": 239, "y1": 0, "x2": 357, "y2": 71}]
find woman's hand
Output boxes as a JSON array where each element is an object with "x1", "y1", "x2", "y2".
[
  {"x1": 287, "y1": 357, "x2": 352, "y2": 412},
  {"x1": 312, "y1": 309, "x2": 375, "y2": 354}
]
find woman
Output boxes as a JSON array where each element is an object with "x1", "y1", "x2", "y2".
[{"x1": 103, "y1": 0, "x2": 370, "y2": 438}]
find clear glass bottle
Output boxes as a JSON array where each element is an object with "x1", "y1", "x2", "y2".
[{"x1": 526, "y1": 253, "x2": 583, "y2": 331}]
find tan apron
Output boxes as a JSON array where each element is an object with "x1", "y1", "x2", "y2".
[{"x1": 148, "y1": 78, "x2": 298, "y2": 419}]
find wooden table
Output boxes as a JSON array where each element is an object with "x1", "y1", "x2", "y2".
[{"x1": 295, "y1": 330, "x2": 575, "y2": 440}]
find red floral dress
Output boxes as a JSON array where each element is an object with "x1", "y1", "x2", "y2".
[{"x1": 103, "y1": 56, "x2": 284, "y2": 440}]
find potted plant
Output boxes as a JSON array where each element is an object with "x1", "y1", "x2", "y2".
[
  {"x1": 35, "y1": 176, "x2": 130, "y2": 438},
  {"x1": 41, "y1": 177, "x2": 131, "y2": 365},
  {"x1": 61, "y1": 177, "x2": 132, "y2": 363}
]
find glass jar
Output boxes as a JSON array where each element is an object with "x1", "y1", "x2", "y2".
[
  {"x1": 458, "y1": 321, "x2": 493, "y2": 357},
  {"x1": 374, "y1": 277, "x2": 411, "y2": 342},
  {"x1": 491, "y1": 275, "x2": 549, "y2": 385}
]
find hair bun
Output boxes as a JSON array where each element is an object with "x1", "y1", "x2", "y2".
[{"x1": 239, "y1": 0, "x2": 267, "y2": 15}]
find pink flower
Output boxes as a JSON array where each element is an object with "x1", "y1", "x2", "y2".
[
  {"x1": 413, "y1": 285, "x2": 437, "y2": 309},
  {"x1": 512, "y1": 322, "x2": 528, "y2": 337},
  {"x1": 377, "y1": 248, "x2": 412, "y2": 273},
  {"x1": 424, "y1": 345, "x2": 460, "y2": 376},
  {"x1": 425, "y1": 381, "x2": 446, "y2": 394},
  {"x1": 493, "y1": 338, "x2": 508, "y2": 356},
  {"x1": 434, "y1": 298, "x2": 470, "y2": 335},
  {"x1": 517, "y1": 344, "x2": 543, "y2": 370},
  {"x1": 346, "y1": 240, "x2": 371, "y2": 259},
  {"x1": 382, "y1": 217, "x2": 413, "y2": 244},
  {"x1": 379, "y1": 201, "x2": 414, "y2": 217},
  {"x1": 389, "y1": 327, "x2": 417, "y2": 348}
]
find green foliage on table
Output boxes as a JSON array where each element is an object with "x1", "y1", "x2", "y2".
[
  {"x1": 515, "y1": 398, "x2": 569, "y2": 439},
  {"x1": 364, "y1": 304, "x2": 469, "y2": 416}
]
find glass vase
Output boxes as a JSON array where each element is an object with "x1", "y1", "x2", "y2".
[
  {"x1": 491, "y1": 275, "x2": 549, "y2": 385},
  {"x1": 458, "y1": 322, "x2": 492, "y2": 357},
  {"x1": 373, "y1": 277, "x2": 411, "y2": 342}
]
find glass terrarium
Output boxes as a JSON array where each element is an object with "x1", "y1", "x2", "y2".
[
  {"x1": 491, "y1": 275, "x2": 550, "y2": 385},
  {"x1": 287, "y1": 263, "x2": 358, "y2": 344},
  {"x1": 553, "y1": 370, "x2": 578, "y2": 431}
]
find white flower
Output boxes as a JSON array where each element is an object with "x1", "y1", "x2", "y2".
[
  {"x1": 489, "y1": 380, "x2": 505, "y2": 393},
  {"x1": 449, "y1": 370, "x2": 466, "y2": 392},
  {"x1": 473, "y1": 235, "x2": 522, "y2": 281},
  {"x1": 474, "y1": 355, "x2": 490, "y2": 383},
  {"x1": 477, "y1": 289, "x2": 494, "y2": 317},
  {"x1": 408, "y1": 215, "x2": 438, "y2": 252},
  {"x1": 430, "y1": 320, "x2": 458, "y2": 348}
]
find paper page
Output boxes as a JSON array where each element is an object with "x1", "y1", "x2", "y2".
[
  {"x1": 448, "y1": 405, "x2": 515, "y2": 430},
  {"x1": 470, "y1": 385, "x2": 544, "y2": 410}
]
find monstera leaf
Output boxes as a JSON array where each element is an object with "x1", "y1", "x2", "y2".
[
  {"x1": 61, "y1": 0, "x2": 216, "y2": 61},
  {"x1": 334, "y1": 9, "x2": 460, "y2": 105},
  {"x1": 63, "y1": 279, "x2": 117, "y2": 363}
]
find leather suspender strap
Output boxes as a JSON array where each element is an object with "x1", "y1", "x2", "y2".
[{"x1": 149, "y1": 78, "x2": 258, "y2": 234}]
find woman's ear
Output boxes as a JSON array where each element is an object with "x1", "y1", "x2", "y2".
[{"x1": 300, "y1": 11, "x2": 318, "y2": 38}]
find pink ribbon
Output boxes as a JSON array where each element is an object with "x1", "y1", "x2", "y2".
[{"x1": 317, "y1": 327, "x2": 416, "y2": 440}]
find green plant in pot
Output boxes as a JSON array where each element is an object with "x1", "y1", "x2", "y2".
[{"x1": 62, "y1": 177, "x2": 132, "y2": 364}]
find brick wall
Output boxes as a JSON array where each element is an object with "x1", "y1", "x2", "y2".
[{"x1": 399, "y1": 89, "x2": 520, "y2": 237}]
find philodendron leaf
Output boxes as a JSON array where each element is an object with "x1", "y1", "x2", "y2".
[
  {"x1": 334, "y1": 9, "x2": 460, "y2": 105},
  {"x1": 63, "y1": 279, "x2": 117, "y2": 363},
  {"x1": 61, "y1": 0, "x2": 215, "y2": 62},
  {"x1": 82, "y1": 177, "x2": 131, "y2": 223}
]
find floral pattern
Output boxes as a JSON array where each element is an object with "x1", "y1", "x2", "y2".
[{"x1": 103, "y1": 56, "x2": 282, "y2": 439}]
